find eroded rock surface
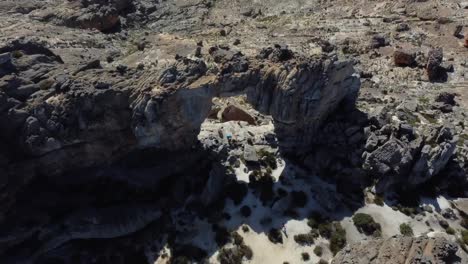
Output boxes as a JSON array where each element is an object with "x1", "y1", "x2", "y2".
[{"x1": 333, "y1": 236, "x2": 460, "y2": 264}]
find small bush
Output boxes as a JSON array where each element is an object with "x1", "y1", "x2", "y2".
[
  {"x1": 217, "y1": 238, "x2": 253, "y2": 264},
  {"x1": 294, "y1": 233, "x2": 315, "y2": 246},
  {"x1": 268, "y1": 228, "x2": 283, "y2": 244},
  {"x1": 329, "y1": 223, "x2": 347, "y2": 255},
  {"x1": 317, "y1": 260, "x2": 328, "y2": 264},
  {"x1": 12, "y1": 50, "x2": 23, "y2": 58},
  {"x1": 238, "y1": 244, "x2": 253, "y2": 260},
  {"x1": 240, "y1": 205, "x2": 252, "y2": 218},
  {"x1": 217, "y1": 248, "x2": 242, "y2": 264},
  {"x1": 318, "y1": 223, "x2": 333, "y2": 239},
  {"x1": 446, "y1": 227, "x2": 456, "y2": 235},
  {"x1": 307, "y1": 212, "x2": 327, "y2": 229},
  {"x1": 400, "y1": 223, "x2": 413, "y2": 236},
  {"x1": 313, "y1": 246, "x2": 323, "y2": 257},
  {"x1": 242, "y1": 225, "x2": 250, "y2": 233},
  {"x1": 257, "y1": 149, "x2": 277, "y2": 169},
  {"x1": 352, "y1": 213, "x2": 381, "y2": 236},
  {"x1": 462, "y1": 230, "x2": 468, "y2": 245},
  {"x1": 374, "y1": 195, "x2": 384, "y2": 206},
  {"x1": 301, "y1": 252, "x2": 310, "y2": 261},
  {"x1": 231, "y1": 232, "x2": 244, "y2": 246}
]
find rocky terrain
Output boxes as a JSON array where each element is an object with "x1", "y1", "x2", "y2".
[{"x1": 0, "y1": 0, "x2": 467, "y2": 263}]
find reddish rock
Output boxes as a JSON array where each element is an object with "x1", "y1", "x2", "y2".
[
  {"x1": 393, "y1": 50, "x2": 415, "y2": 67},
  {"x1": 464, "y1": 35, "x2": 468, "y2": 48},
  {"x1": 221, "y1": 105, "x2": 256, "y2": 125}
]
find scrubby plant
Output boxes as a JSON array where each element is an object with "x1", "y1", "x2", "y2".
[
  {"x1": 374, "y1": 195, "x2": 384, "y2": 206},
  {"x1": 257, "y1": 149, "x2": 277, "y2": 169},
  {"x1": 294, "y1": 233, "x2": 315, "y2": 246},
  {"x1": 400, "y1": 223, "x2": 414, "y2": 236},
  {"x1": 12, "y1": 50, "x2": 23, "y2": 58},
  {"x1": 313, "y1": 246, "x2": 323, "y2": 257},
  {"x1": 218, "y1": 246, "x2": 251, "y2": 264},
  {"x1": 446, "y1": 227, "x2": 456, "y2": 235},
  {"x1": 240, "y1": 205, "x2": 252, "y2": 218},
  {"x1": 462, "y1": 230, "x2": 468, "y2": 245},
  {"x1": 268, "y1": 228, "x2": 283, "y2": 244},
  {"x1": 231, "y1": 232, "x2": 244, "y2": 246},
  {"x1": 318, "y1": 222, "x2": 333, "y2": 239},
  {"x1": 307, "y1": 212, "x2": 327, "y2": 229},
  {"x1": 301, "y1": 252, "x2": 310, "y2": 261},
  {"x1": 329, "y1": 223, "x2": 347, "y2": 255},
  {"x1": 238, "y1": 244, "x2": 253, "y2": 260},
  {"x1": 242, "y1": 225, "x2": 250, "y2": 233},
  {"x1": 217, "y1": 233, "x2": 253, "y2": 264},
  {"x1": 352, "y1": 213, "x2": 381, "y2": 236},
  {"x1": 317, "y1": 259, "x2": 328, "y2": 264}
]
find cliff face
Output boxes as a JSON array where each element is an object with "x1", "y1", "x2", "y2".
[
  {"x1": 132, "y1": 47, "x2": 360, "y2": 151},
  {"x1": 0, "y1": 40, "x2": 359, "y2": 218}
]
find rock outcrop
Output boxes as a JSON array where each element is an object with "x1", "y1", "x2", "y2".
[
  {"x1": 31, "y1": 0, "x2": 134, "y2": 31},
  {"x1": 363, "y1": 120, "x2": 457, "y2": 192},
  {"x1": 332, "y1": 236, "x2": 460, "y2": 264},
  {"x1": 0, "y1": 40, "x2": 359, "y2": 218}
]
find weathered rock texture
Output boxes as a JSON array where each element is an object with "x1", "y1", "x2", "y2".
[
  {"x1": 0, "y1": 40, "x2": 359, "y2": 218},
  {"x1": 333, "y1": 236, "x2": 460, "y2": 264}
]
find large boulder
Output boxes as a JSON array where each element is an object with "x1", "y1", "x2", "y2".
[{"x1": 221, "y1": 105, "x2": 256, "y2": 125}]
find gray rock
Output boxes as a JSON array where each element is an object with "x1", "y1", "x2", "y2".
[
  {"x1": 243, "y1": 143, "x2": 259, "y2": 163},
  {"x1": 0, "y1": 52, "x2": 11, "y2": 65},
  {"x1": 332, "y1": 236, "x2": 459, "y2": 264}
]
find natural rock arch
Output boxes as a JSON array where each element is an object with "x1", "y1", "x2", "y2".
[{"x1": 131, "y1": 47, "x2": 360, "y2": 153}]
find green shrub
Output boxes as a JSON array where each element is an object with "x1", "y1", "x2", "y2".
[
  {"x1": 374, "y1": 195, "x2": 384, "y2": 206},
  {"x1": 217, "y1": 237, "x2": 253, "y2": 264},
  {"x1": 301, "y1": 252, "x2": 310, "y2": 261},
  {"x1": 12, "y1": 50, "x2": 23, "y2": 58},
  {"x1": 232, "y1": 232, "x2": 244, "y2": 246},
  {"x1": 352, "y1": 213, "x2": 381, "y2": 236},
  {"x1": 294, "y1": 233, "x2": 315, "y2": 246},
  {"x1": 462, "y1": 230, "x2": 468, "y2": 245},
  {"x1": 307, "y1": 212, "x2": 327, "y2": 229},
  {"x1": 238, "y1": 244, "x2": 253, "y2": 260},
  {"x1": 268, "y1": 228, "x2": 283, "y2": 244},
  {"x1": 257, "y1": 149, "x2": 277, "y2": 169},
  {"x1": 240, "y1": 205, "x2": 252, "y2": 218},
  {"x1": 318, "y1": 223, "x2": 333, "y2": 239},
  {"x1": 446, "y1": 227, "x2": 456, "y2": 235},
  {"x1": 329, "y1": 223, "x2": 347, "y2": 255},
  {"x1": 313, "y1": 246, "x2": 323, "y2": 257},
  {"x1": 400, "y1": 223, "x2": 413, "y2": 236}
]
